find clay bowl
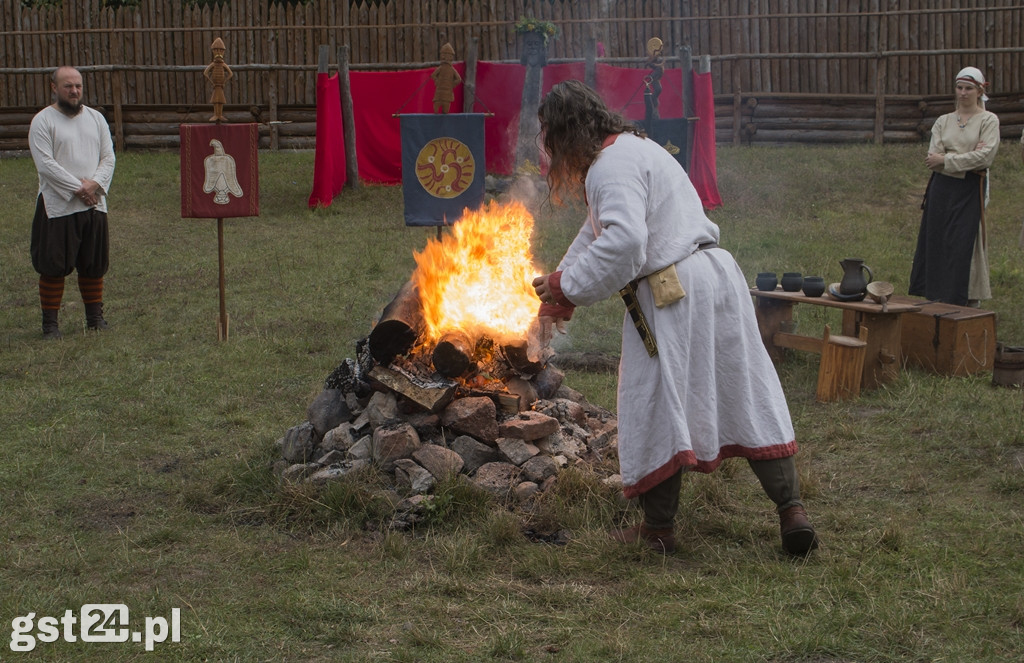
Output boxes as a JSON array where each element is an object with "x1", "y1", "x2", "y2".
[
  {"x1": 781, "y1": 272, "x2": 803, "y2": 292},
  {"x1": 801, "y1": 276, "x2": 826, "y2": 297}
]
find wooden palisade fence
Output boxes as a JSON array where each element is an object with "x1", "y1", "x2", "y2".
[{"x1": 3, "y1": 0, "x2": 1024, "y2": 151}]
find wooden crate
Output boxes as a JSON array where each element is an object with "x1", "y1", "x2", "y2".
[{"x1": 890, "y1": 296, "x2": 996, "y2": 376}]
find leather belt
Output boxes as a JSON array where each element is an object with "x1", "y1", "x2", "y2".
[{"x1": 618, "y1": 241, "x2": 718, "y2": 358}]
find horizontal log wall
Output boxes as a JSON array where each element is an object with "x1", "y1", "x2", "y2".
[
  {"x1": 5, "y1": 90, "x2": 1024, "y2": 154},
  {"x1": 3, "y1": 0, "x2": 1024, "y2": 149}
]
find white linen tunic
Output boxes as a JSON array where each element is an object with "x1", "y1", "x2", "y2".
[
  {"x1": 29, "y1": 104, "x2": 116, "y2": 218},
  {"x1": 926, "y1": 110, "x2": 999, "y2": 301},
  {"x1": 556, "y1": 133, "x2": 796, "y2": 498}
]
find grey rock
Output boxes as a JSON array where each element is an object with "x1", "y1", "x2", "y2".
[
  {"x1": 472, "y1": 461, "x2": 521, "y2": 498},
  {"x1": 307, "y1": 389, "x2": 352, "y2": 440},
  {"x1": 521, "y1": 455, "x2": 559, "y2": 483},
  {"x1": 498, "y1": 410, "x2": 560, "y2": 441},
  {"x1": 450, "y1": 435, "x2": 499, "y2": 474},
  {"x1": 308, "y1": 465, "x2": 348, "y2": 485},
  {"x1": 282, "y1": 462, "x2": 319, "y2": 482},
  {"x1": 394, "y1": 458, "x2": 436, "y2": 494},
  {"x1": 281, "y1": 422, "x2": 315, "y2": 464},
  {"x1": 496, "y1": 437, "x2": 540, "y2": 466},
  {"x1": 372, "y1": 421, "x2": 421, "y2": 472},
  {"x1": 366, "y1": 390, "x2": 400, "y2": 427},
  {"x1": 536, "y1": 428, "x2": 585, "y2": 461},
  {"x1": 514, "y1": 481, "x2": 540, "y2": 501},
  {"x1": 346, "y1": 435, "x2": 373, "y2": 461},
  {"x1": 315, "y1": 449, "x2": 347, "y2": 466},
  {"x1": 321, "y1": 423, "x2": 357, "y2": 454},
  {"x1": 441, "y1": 396, "x2": 498, "y2": 443},
  {"x1": 412, "y1": 444, "x2": 464, "y2": 480}
]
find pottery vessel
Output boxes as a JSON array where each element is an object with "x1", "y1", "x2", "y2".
[
  {"x1": 781, "y1": 272, "x2": 803, "y2": 292},
  {"x1": 756, "y1": 272, "x2": 777, "y2": 291},
  {"x1": 802, "y1": 276, "x2": 826, "y2": 297},
  {"x1": 839, "y1": 258, "x2": 873, "y2": 295}
]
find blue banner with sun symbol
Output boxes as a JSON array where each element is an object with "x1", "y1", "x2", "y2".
[{"x1": 400, "y1": 113, "x2": 486, "y2": 227}]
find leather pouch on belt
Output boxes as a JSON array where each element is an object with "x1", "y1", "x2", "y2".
[{"x1": 648, "y1": 263, "x2": 686, "y2": 308}]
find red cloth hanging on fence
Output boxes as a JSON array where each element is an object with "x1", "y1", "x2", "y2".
[
  {"x1": 349, "y1": 66, "x2": 465, "y2": 183},
  {"x1": 308, "y1": 72, "x2": 347, "y2": 208},
  {"x1": 688, "y1": 70, "x2": 722, "y2": 210},
  {"x1": 594, "y1": 62, "x2": 683, "y2": 122}
]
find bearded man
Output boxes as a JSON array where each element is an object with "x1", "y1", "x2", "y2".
[{"x1": 28, "y1": 66, "x2": 116, "y2": 339}]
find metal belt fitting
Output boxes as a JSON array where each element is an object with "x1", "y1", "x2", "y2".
[{"x1": 619, "y1": 279, "x2": 659, "y2": 357}]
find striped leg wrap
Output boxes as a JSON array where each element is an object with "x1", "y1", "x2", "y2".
[
  {"x1": 78, "y1": 276, "x2": 104, "y2": 305},
  {"x1": 39, "y1": 275, "x2": 65, "y2": 310}
]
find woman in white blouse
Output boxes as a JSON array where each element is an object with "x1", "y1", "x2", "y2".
[{"x1": 909, "y1": 66, "x2": 1000, "y2": 307}]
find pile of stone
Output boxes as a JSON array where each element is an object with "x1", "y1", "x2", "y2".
[{"x1": 272, "y1": 360, "x2": 621, "y2": 528}]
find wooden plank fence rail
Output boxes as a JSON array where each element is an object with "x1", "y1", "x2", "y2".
[{"x1": 3, "y1": 0, "x2": 1024, "y2": 150}]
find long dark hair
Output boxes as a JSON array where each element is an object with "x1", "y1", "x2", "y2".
[{"x1": 538, "y1": 80, "x2": 643, "y2": 203}]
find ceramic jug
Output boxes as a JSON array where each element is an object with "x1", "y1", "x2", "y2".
[{"x1": 839, "y1": 258, "x2": 873, "y2": 295}]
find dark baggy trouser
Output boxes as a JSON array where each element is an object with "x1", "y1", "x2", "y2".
[{"x1": 30, "y1": 194, "x2": 109, "y2": 279}]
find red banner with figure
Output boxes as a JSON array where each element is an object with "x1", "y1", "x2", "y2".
[{"x1": 180, "y1": 123, "x2": 259, "y2": 218}]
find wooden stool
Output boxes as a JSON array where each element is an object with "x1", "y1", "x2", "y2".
[{"x1": 816, "y1": 325, "x2": 868, "y2": 402}]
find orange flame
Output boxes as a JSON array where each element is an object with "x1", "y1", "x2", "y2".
[{"x1": 412, "y1": 200, "x2": 541, "y2": 346}]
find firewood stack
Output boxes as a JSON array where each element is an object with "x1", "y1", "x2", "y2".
[{"x1": 272, "y1": 283, "x2": 622, "y2": 529}]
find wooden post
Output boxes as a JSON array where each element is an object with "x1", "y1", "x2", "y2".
[
  {"x1": 267, "y1": 26, "x2": 279, "y2": 150},
  {"x1": 872, "y1": 0, "x2": 888, "y2": 144},
  {"x1": 462, "y1": 37, "x2": 478, "y2": 114},
  {"x1": 110, "y1": 38, "x2": 125, "y2": 152},
  {"x1": 585, "y1": 35, "x2": 597, "y2": 89},
  {"x1": 338, "y1": 45, "x2": 359, "y2": 189},
  {"x1": 216, "y1": 217, "x2": 229, "y2": 341},
  {"x1": 680, "y1": 45, "x2": 695, "y2": 171}
]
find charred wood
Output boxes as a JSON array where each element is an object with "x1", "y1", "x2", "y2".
[
  {"x1": 432, "y1": 331, "x2": 475, "y2": 378},
  {"x1": 368, "y1": 280, "x2": 424, "y2": 365},
  {"x1": 502, "y1": 341, "x2": 544, "y2": 376},
  {"x1": 367, "y1": 365, "x2": 455, "y2": 414}
]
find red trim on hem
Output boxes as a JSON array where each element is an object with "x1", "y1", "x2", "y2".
[{"x1": 621, "y1": 440, "x2": 799, "y2": 499}]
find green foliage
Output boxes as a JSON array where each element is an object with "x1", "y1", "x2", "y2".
[{"x1": 515, "y1": 15, "x2": 559, "y2": 45}]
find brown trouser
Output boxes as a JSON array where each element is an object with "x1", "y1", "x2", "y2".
[{"x1": 639, "y1": 457, "x2": 803, "y2": 530}]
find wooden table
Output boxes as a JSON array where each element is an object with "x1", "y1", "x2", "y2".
[{"x1": 750, "y1": 288, "x2": 922, "y2": 390}]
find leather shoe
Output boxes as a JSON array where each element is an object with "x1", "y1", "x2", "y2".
[
  {"x1": 779, "y1": 505, "x2": 819, "y2": 555},
  {"x1": 609, "y1": 523, "x2": 675, "y2": 554}
]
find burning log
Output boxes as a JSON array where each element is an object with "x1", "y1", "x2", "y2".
[
  {"x1": 432, "y1": 330, "x2": 475, "y2": 378},
  {"x1": 368, "y1": 280, "x2": 423, "y2": 364},
  {"x1": 502, "y1": 340, "x2": 544, "y2": 376}
]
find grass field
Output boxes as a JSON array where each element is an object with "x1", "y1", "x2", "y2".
[{"x1": 1, "y1": 142, "x2": 1023, "y2": 662}]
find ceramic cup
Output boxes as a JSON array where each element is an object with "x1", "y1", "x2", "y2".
[
  {"x1": 802, "y1": 276, "x2": 826, "y2": 297},
  {"x1": 781, "y1": 272, "x2": 803, "y2": 292},
  {"x1": 756, "y1": 272, "x2": 778, "y2": 291}
]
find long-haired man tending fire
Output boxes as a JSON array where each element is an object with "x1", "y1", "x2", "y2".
[{"x1": 531, "y1": 80, "x2": 818, "y2": 555}]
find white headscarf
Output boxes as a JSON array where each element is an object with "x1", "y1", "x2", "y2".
[{"x1": 955, "y1": 66, "x2": 989, "y2": 102}]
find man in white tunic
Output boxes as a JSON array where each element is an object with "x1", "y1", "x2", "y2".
[
  {"x1": 532, "y1": 81, "x2": 818, "y2": 555},
  {"x1": 29, "y1": 66, "x2": 116, "y2": 339}
]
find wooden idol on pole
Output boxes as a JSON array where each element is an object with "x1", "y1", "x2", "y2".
[{"x1": 180, "y1": 37, "x2": 259, "y2": 340}]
